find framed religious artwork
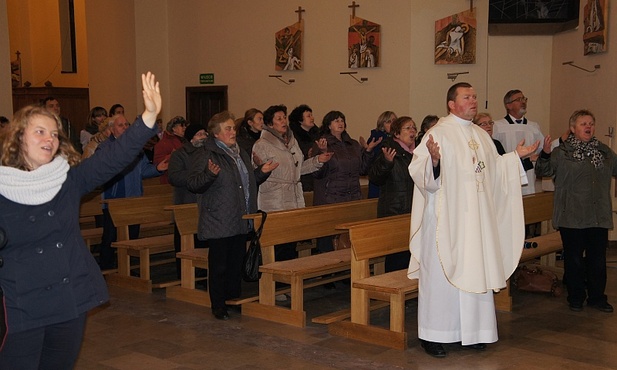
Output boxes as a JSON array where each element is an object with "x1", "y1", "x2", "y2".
[
  {"x1": 583, "y1": 0, "x2": 608, "y2": 55},
  {"x1": 348, "y1": 17, "x2": 381, "y2": 68},
  {"x1": 275, "y1": 20, "x2": 303, "y2": 71},
  {"x1": 435, "y1": 9, "x2": 476, "y2": 65}
]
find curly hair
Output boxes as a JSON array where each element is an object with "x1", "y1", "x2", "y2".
[{"x1": 0, "y1": 105, "x2": 81, "y2": 170}]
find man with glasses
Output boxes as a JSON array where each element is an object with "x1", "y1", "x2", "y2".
[{"x1": 493, "y1": 90, "x2": 544, "y2": 195}]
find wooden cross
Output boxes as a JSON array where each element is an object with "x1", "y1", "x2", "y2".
[
  {"x1": 348, "y1": 1, "x2": 359, "y2": 18},
  {"x1": 295, "y1": 6, "x2": 305, "y2": 22},
  {"x1": 470, "y1": 0, "x2": 474, "y2": 11}
]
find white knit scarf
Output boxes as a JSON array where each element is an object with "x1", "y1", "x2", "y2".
[{"x1": 0, "y1": 156, "x2": 69, "y2": 205}]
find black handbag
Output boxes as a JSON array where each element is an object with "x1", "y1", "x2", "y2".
[{"x1": 242, "y1": 210, "x2": 267, "y2": 282}]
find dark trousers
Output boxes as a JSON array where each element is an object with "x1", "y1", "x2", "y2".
[
  {"x1": 208, "y1": 234, "x2": 247, "y2": 310},
  {"x1": 99, "y1": 208, "x2": 140, "y2": 269},
  {"x1": 0, "y1": 313, "x2": 87, "y2": 370},
  {"x1": 385, "y1": 250, "x2": 411, "y2": 272},
  {"x1": 559, "y1": 227, "x2": 608, "y2": 305},
  {"x1": 275, "y1": 242, "x2": 297, "y2": 261},
  {"x1": 316, "y1": 236, "x2": 334, "y2": 254}
]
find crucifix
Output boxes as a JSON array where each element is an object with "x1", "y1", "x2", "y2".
[
  {"x1": 348, "y1": 1, "x2": 359, "y2": 18},
  {"x1": 295, "y1": 6, "x2": 305, "y2": 22}
]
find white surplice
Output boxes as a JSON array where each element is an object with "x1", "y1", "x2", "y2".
[
  {"x1": 492, "y1": 116, "x2": 544, "y2": 195},
  {"x1": 407, "y1": 114, "x2": 526, "y2": 345}
]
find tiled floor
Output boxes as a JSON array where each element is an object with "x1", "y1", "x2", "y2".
[{"x1": 76, "y1": 247, "x2": 617, "y2": 369}]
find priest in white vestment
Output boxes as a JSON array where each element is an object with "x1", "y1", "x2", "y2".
[{"x1": 407, "y1": 82, "x2": 539, "y2": 358}]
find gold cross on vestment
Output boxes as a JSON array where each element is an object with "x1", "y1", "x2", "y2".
[{"x1": 468, "y1": 139, "x2": 479, "y2": 150}]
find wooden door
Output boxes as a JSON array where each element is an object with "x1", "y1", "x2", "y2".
[{"x1": 185, "y1": 86, "x2": 228, "y2": 126}]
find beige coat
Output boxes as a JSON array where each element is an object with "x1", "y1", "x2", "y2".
[{"x1": 252, "y1": 128, "x2": 321, "y2": 212}]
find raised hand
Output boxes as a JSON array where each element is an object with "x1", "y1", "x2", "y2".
[
  {"x1": 542, "y1": 135, "x2": 553, "y2": 154},
  {"x1": 426, "y1": 134, "x2": 440, "y2": 167},
  {"x1": 317, "y1": 151, "x2": 334, "y2": 163},
  {"x1": 316, "y1": 138, "x2": 328, "y2": 153},
  {"x1": 207, "y1": 159, "x2": 221, "y2": 175},
  {"x1": 141, "y1": 72, "x2": 162, "y2": 128},
  {"x1": 156, "y1": 158, "x2": 169, "y2": 172},
  {"x1": 261, "y1": 159, "x2": 280, "y2": 174},
  {"x1": 515, "y1": 139, "x2": 540, "y2": 158},
  {"x1": 382, "y1": 147, "x2": 396, "y2": 162},
  {"x1": 360, "y1": 135, "x2": 382, "y2": 152}
]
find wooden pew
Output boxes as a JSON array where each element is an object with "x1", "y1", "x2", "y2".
[
  {"x1": 329, "y1": 214, "x2": 417, "y2": 350},
  {"x1": 327, "y1": 191, "x2": 560, "y2": 350},
  {"x1": 164, "y1": 204, "x2": 211, "y2": 307},
  {"x1": 241, "y1": 199, "x2": 378, "y2": 328},
  {"x1": 78, "y1": 183, "x2": 171, "y2": 249},
  {"x1": 105, "y1": 193, "x2": 176, "y2": 293},
  {"x1": 494, "y1": 191, "x2": 562, "y2": 311},
  {"x1": 80, "y1": 191, "x2": 103, "y2": 249}
]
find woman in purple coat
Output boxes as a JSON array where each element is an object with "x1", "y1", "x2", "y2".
[{"x1": 312, "y1": 110, "x2": 380, "y2": 253}]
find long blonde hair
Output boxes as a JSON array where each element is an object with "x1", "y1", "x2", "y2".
[{"x1": 0, "y1": 105, "x2": 81, "y2": 170}]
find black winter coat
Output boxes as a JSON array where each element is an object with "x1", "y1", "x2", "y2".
[
  {"x1": 0, "y1": 118, "x2": 157, "y2": 334},
  {"x1": 187, "y1": 138, "x2": 269, "y2": 240},
  {"x1": 312, "y1": 132, "x2": 374, "y2": 205},
  {"x1": 168, "y1": 141, "x2": 200, "y2": 205},
  {"x1": 368, "y1": 138, "x2": 414, "y2": 217}
]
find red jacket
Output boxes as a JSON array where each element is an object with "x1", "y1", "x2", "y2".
[{"x1": 153, "y1": 131, "x2": 185, "y2": 184}]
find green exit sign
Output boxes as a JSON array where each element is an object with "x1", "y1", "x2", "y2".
[{"x1": 200, "y1": 73, "x2": 214, "y2": 84}]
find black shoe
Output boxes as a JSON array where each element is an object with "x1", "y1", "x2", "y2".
[
  {"x1": 420, "y1": 340, "x2": 446, "y2": 358},
  {"x1": 226, "y1": 304, "x2": 241, "y2": 313},
  {"x1": 588, "y1": 302, "x2": 614, "y2": 313},
  {"x1": 212, "y1": 308, "x2": 229, "y2": 320},
  {"x1": 569, "y1": 302, "x2": 583, "y2": 312},
  {"x1": 462, "y1": 343, "x2": 487, "y2": 351}
]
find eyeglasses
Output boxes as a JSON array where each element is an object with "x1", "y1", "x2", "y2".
[
  {"x1": 509, "y1": 97, "x2": 528, "y2": 103},
  {"x1": 478, "y1": 120, "x2": 494, "y2": 127}
]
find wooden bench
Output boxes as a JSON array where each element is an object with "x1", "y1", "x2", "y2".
[
  {"x1": 328, "y1": 214, "x2": 417, "y2": 350},
  {"x1": 164, "y1": 204, "x2": 212, "y2": 307},
  {"x1": 105, "y1": 193, "x2": 176, "y2": 292},
  {"x1": 78, "y1": 183, "x2": 172, "y2": 249},
  {"x1": 241, "y1": 199, "x2": 378, "y2": 328},
  {"x1": 494, "y1": 191, "x2": 562, "y2": 311},
  {"x1": 327, "y1": 191, "x2": 560, "y2": 350}
]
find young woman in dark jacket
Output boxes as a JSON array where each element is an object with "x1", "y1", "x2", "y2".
[
  {"x1": 368, "y1": 116, "x2": 416, "y2": 271},
  {"x1": 0, "y1": 72, "x2": 162, "y2": 369}
]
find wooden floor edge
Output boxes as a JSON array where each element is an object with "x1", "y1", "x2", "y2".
[
  {"x1": 242, "y1": 302, "x2": 306, "y2": 328},
  {"x1": 328, "y1": 321, "x2": 407, "y2": 350},
  {"x1": 104, "y1": 274, "x2": 152, "y2": 293}
]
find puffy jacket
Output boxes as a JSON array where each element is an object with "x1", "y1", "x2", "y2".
[
  {"x1": 252, "y1": 128, "x2": 321, "y2": 212},
  {"x1": 187, "y1": 138, "x2": 269, "y2": 240},
  {"x1": 168, "y1": 141, "x2": 201, "y2": 205},
  {"x1": 312, "y1": 131, "x2": 374, "y2": 205},
  {"x1": 368, "y1": 137, "x2": 414, "y2": 217}
]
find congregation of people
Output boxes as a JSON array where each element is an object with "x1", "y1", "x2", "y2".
[{"x1": 1, "y1": 77, "x2": 615, "y2": 368}]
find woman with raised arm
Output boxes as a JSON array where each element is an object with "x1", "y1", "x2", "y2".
[{"x1": 0, "y1": 72, "x2": 162, "y2": 369}]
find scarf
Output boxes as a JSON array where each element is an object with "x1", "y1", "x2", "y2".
[
  {"x1": 215, "y1": 139, "x2": 250, "y2": 210},
  {"x1": 0, "y1": 156, "x2": 69, "y2": 205},
  {"x1": 566, "y1": 134, "x2": 604, "y2": 169}
]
